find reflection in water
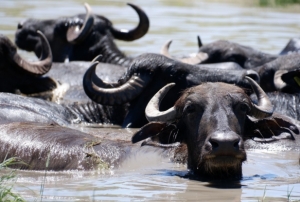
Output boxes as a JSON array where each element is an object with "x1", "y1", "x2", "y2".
[{"x1": 0, "y1": 0, "x2": 300, "y2": 201}]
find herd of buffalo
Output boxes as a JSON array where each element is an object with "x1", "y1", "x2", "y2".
[{"x1": 1, "y1": 3, "x2": 300, "y2": 181}]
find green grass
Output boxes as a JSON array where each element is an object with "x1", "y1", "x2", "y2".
[
  {"x1": 259, "y1": 0, "x2": 300, "y2": 6},
  {"x1": 0, "y1": 157, "x2": 26, "y2": 202},
  {"x1": 258, "y1": 185, "x2": 300, "y2": 202}
]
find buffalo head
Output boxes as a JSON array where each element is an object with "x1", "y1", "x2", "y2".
[
  {"x1": 196, "y1": 40, "x2": 277, "y2": 69},
  {"x1": 132, "y1": 77, "x2": 298, "y2": 180},
  {"x1": 15, "y1": 3, "x2": 149, "y2": 66},
  {"x1": 0, "y1": 31, "x2": 58, "y2": 98}
]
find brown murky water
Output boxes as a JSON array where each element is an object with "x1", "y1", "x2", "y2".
[{"x1": 1, "y1": 0, "x2": 300, "y2": 201}]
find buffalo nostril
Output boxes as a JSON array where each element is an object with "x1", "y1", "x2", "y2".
[
  {"x1": 209, "y1": 134, "x2": 241, "y2": 152},
  {"x1": 233, "y1": 140, "x2": 239, "y2": 149},
  {"x1": 209, "y1": 140, "x2": 219, "y2": 149},
  {"x1": 17, "y1": 22, "x2": 23, "y2": 29}
]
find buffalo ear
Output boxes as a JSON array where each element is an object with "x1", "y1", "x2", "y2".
[
  {"x1": 281, "y1": 69, "x2": 300, "y2": 93},
  {"x1": 131, "y1": 122, "x2": 167, "y2": 143},
  {"x1": 132, "y1": 121, "x2": 183, "y2": 146},
  {"x1": 245, "y1": 113, "x2": 299, "y2": 142}
]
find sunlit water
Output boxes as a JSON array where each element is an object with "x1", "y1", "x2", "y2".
[{"x1": 1, "y1": 0, "x2": 300, "y2": 201}]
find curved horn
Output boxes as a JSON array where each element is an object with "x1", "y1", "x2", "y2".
[
  {"x1": 67, "y1": 3, "x2": 94, "y2": 44},
  {"x1": 12, "y1": 30, "x2": 52, "y2": 75},
  {"x1": 83, "y1": 61, "x2": 152, "y2": 105},
  {"x1": 245, "y1": 76, "x2": 274, "y2": 119},
  {"x1": 160, "y1": 40, "x2": 172, "y2": 58},
  {"x1": 145, "y1": 83, "x2": 178, "y2": 122},
  {"x1": 160, "y1": 39, "x2": 208, "y2": 65},
  {"x1": 110, "y1": 3, "x2": 149, "y2": 41},
  {"x1": 180, "y1": 52, "x2": 208, "y2": 65}
]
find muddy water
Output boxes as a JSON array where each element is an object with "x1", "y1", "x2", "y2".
[{"x1": 1, "y1": 0, "x2": 300, "y2": 201}]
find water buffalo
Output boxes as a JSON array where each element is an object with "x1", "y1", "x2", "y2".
[
  {"x1": 253, "y1": 53, "x2": 300, "y2": 93},
  {"x1": 83, "y1": 53, "x2": 260, "y2": 128},
  {"x1": 162, "y1": 39, "x2": 300, "y2": 94},
  {"x1": 0, "y1": 31, "x2": 59, "y2": 98},
  {"x1": 1, "y1": 83, "x2": 298, "y2": 173},
  {"x1": 161, "y1": 38, "x2": 278, "y2": 69},
  {"x1": 0, "y1": 31, "x2": 118, "y2": 103},
  {"x1": 15, "y1": 3, "x2": 149, "y2": 66},
  {"x1": 131, "y1": 77, "x2": 299, "y2": 180}
]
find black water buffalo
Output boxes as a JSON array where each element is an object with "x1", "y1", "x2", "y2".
[
  {"x1": 83, "y1": 53, "x2": 260, "y2": 128},
  {"x1": 161, "y1": 37, "x2": 278, "y2": 68},
  {"x1": 131, "y1": 77, "x2": 299, "y2": 180},
  {"x1": 253, "y1": 53, "x2": 300, "y2": 93},
  {"x1": 15, "y1": 3, "x2": 149, "y2": 66},
  {"x1": 0, "y1": 31, "x2": 58, "y2": 98},
  {"x1": 196, "y1": 40, "x2": 279, "y2": 69},
  {"x1": 163, "y1": 38, "x2": 300, "y2": 94},
  {"x1": 0, "y1": 31, "x2": 120, "y2": 103},
  {"x1": 184, "y1": 37, "x2": 300, "y2": 68}
]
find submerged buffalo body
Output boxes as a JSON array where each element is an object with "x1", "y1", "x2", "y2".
[
  {"x1": 0, "y1": 92, "x2": 127, "y2": 126},
  {"x1": 132, "y1": 78, "x2": 299, "y2": 180},
  {"x1": 15, "y1": 3, "x2": 149, "y2": 66},
  {"x1": 253, "y1": 91, "x2": 300, "y2": 122},
  {"x1": 0, "y1": 121, "x2": 134, "y2": 170}
]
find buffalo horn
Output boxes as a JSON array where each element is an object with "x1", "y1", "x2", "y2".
[
  {"x1": 145, "y1": 83, "x2": 178, "y2": 122},
  {"x1": 110, "y1": 3, "x2": 149, "y2": 41},
  {"x1": 197, "y1": 35, "x2": 203, "y2": 48},
  {"x1": 245, "y1": 76, "x2": 274, "y2": 119},
  {"x1": 160, "y1": 40, "x2": 208, "y2": 65},
  {"x1": 160, "y1": 40, "x2": 172, "y2": 58},
  {"x1": 83, "y1": 61, "x2": 152, "y2": 105},
  {"x1": 13, "y1": 30, "x2": 52, "y2": 75},
  {"x1": 67, "y1": 3, "x2": 94, "y2": 44}
]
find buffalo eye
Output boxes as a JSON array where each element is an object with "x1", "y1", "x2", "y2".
[
  {"x1": 238, "y1": 102, "x2": 250, "y2": 113},
  {"x1": 183, "y1": 104, "x2": 197, "y2": 114}
]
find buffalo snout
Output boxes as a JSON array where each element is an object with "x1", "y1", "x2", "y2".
[{"x1": 207, "y1": 132, "x2": 242, "y2": 156}]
